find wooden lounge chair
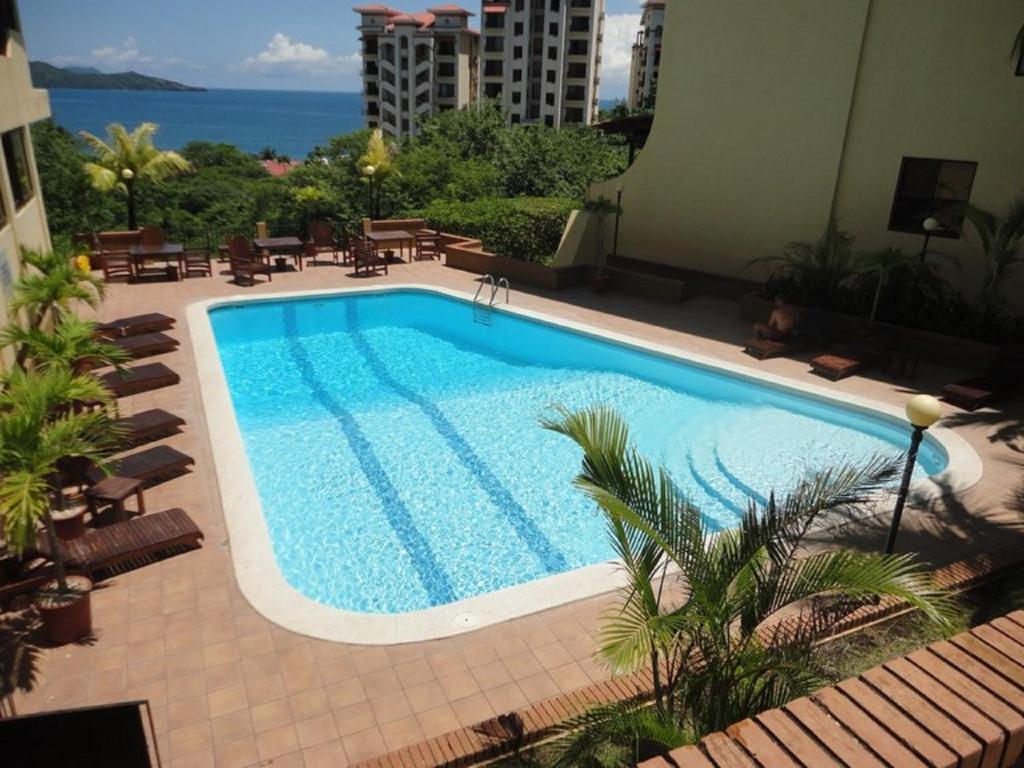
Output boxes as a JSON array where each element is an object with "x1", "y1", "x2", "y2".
[
  {"x1": 109, "y1": 332, "x2": 179, "y2": 359},
  {"x1": 415, "y1": 231, "x2": 441, "y2": 261},
  {"x1": 744, "y1": 336, "x2": 802, "y2": 360},
  {"x1": 114, "y1": 408, "x2": 185, "y2": 446},
  {"x1": 352, "y1": 237, "x2": 388, "y2": 277},
  {"x1": 943, "y1": 342, "x2": 1024, "y2": 411},
  {"x1": 97, "y1": 313, "x2": 175, "y2": 338},
  {"x1": 2, "y1": 508, "x2": 203, "y2": 602},
  {"x1": 227, "y1": 236, "x2": 273, "y2": 285},
  {"x1": 183, "y1": 249, "x2": 212, "y2": 278},
  {"x1": 99, "y1": 362, "x2": 180, "y2": 397},
  {"x1": 85, "y1": 445, "x2": 194, "y2": 487}
]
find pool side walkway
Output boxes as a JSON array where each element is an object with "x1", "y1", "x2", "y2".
[{"x1": 10, "y1": 258, "x2": 1024, "y2": 768}]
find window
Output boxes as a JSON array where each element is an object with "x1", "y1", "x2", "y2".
[
  {"x1": 511, "y1": 113, "x2": 521, "y2": 123},
  {"x1": 483, "y1": 60, "x2": 503, "y2": 77},
  {"x1": 550, "y1": 0, "x2": 560, "y2": 11},
  {"x1": 366, "y1": 82, "x2": 378, "y2": 95},
  {"x1": 512, "y1": 92, "x2": 522, "y2": 105},
  {"x1": 546, "y1": 69, "x2": 556, "y2": 83},
  {"x1": 568, "y1": 39, "x2": 588, "y2": 55},
  {"x1": 570, "y1": 0, "x2": 590, "y2": 6},
  {"x1": 366, "y1": 61, "x2": 378, "y2": 75},
  {"x1": 484, "y1": 13, "x2": 504, "y2": 28},
  {"x1": 1017, "y1": 43, "x2": 1024, "y2": 76},
  {"x1": 364, "y1": 38, "x2": 378, "y2": 55},
  {"x1": 437, "y1": 39, "x2": 455, "y2": 56},
  {"x1": 564, "y1": 107, "x2": 584, "y2": 123},
  {"x1": 514, "y1": 21, "x2": 523, "y2": 35},
  {"x1": 513, "y1": 68, "x2": 523, "y2": 82},
  {"x1": 545, "y1": 92, "x2": 555, "y2": 106},
  {"x1": 566, "y1": 85, "x2": 585, "y2": 101},
  {"x1": 888, "y1": 157, "x2": 977, "y2": 235},
  {"x1": 549, "y1": 22, "x2": 558, "y2": 36},
  {"x1": 402, "y1": 119, "x2": 409, "y2": 132},
  {"x1": 513, "y1": 45, "x2": 523, "y2": 59},
  {"x1": 569, "y1": 16, "x2": 589, "y2": 32},
  {"x1": 544, "y1": 115, "x2": 554, "y2": 127},
  {"x1": 547, "y1": 45, "x2": 557, "y2": 61},
  {"x1": 567, "y1": 62, "x2": 587, "y2": 78},
  {"x1": 437, "y1": 83, "x2": 456, "y2": 98},
  {"x1": 484, "y1": 36, "x2": 504, "y2": 53},
  {"x1": 1, "y1": 0, "x2": 19, "y2": 54},
  {"x1": 2, "y1": 128, "x2": 33, "y2": 209},
  {"x1": 515, "y1": 0, "x2": 524, "y2": 10},
  {"x1": 437, "y1": 61, "x2": 455, "y2": 77},
  {"x1": 484, "y1": 82, "x2": 503, "y2": 98}
]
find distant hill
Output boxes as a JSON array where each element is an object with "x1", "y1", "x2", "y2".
[{"x1": 30, "y1": 61, "x2": 206, "y2": 91}]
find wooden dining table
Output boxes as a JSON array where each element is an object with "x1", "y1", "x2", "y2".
[
  {"x1": 128, "y1": 243, "x2": 185, "y2": 281},
  {"x1": 365, "y1": 230, "x2": 415, "y2": 261},
  {"x1": 253, "y1": 236, "x2": 305, "y2": 271}
]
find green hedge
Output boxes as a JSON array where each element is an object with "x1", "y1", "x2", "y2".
[{"x1": 418, "y1": 197, "x2": 576, "y2": 265}]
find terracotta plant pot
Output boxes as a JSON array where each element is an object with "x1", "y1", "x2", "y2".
[
  {"x1": 51, "y1": 503, "x2": 88, "y2": 541},
  {"x1": 36, "y1": 575, "x2": 93, "y2": 645},
  {"x1": 591, "y1": 272, "x2": 610, "y2": 293}
]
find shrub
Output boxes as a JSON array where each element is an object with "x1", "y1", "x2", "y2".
[{"x1": 419, "y1": 197, "x2": 576, "y2": 264}]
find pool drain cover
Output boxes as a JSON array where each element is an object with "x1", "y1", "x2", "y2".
[{"x1": 454, "y1": 613, "x2": 479, "y2": 628}]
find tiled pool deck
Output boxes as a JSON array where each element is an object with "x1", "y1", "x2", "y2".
[{"x1": 11, "y1": 259, "x2": 1024, "y2": 767}]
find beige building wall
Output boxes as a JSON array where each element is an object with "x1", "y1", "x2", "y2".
[
  {"x1": 1, "y1": 7, "x2": 54, "y2": 338},
  {"x1": 576, "y1": 0, "x2": 1024, "y2": 310}
]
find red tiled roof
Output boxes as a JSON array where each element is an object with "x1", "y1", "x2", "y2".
[
  {"x1": 353, "y1": 4, "x2": 399, "y2": 13},
  {"x1": 483, "y1": 3, "x2": 508, "y2": 12},
  {"x1": 260, "y1": 159, "x2": 301, "y2": 177},
  {"x1": 427, "y1": 4, "x2": 474, "y2": 14},
  {"x1": 387, "y1": 11, "x2": 436, "y2": 27}
]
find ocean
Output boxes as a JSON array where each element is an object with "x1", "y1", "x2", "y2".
[{"x1": 46, "y1": 88, "x2": 365, "y2": 159}]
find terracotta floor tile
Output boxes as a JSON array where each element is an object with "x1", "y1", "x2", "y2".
[
  {"x1": 295, "y1": 712, "x2": 340, "y2": 749},
  {"x1": 209, "y1": 709, "x2": 254, "y2": 746},
  {"x1": 326, "y1": 678, "x2": 367, "y2": 710},
  {"x1": 302, "y1": 740, "x2": 349, "y2": 768},
  {"x1": 415, "y1": 703, "x2": 462, "y2": 738},
  {"x1": 204, "y1": 661, "x2": 245, "y2": 693},
  {"x1": 548, "y1": 662, "x2": 591, "y2": 693},
  {"x1": 379, "y1": 715, "x2": 425, "y2": 751},
  {"x1": 393, "y1": 659, "x2": 436, "y2": 689},
  {"x1": 437, "y1": 670, "x2": 481, "y2": 702},
  {"x1": 342, "y1": 726, "x2": 388, "y2": 765},
  {"x1": 128, "y1": 655, "x2": 166, "y2": 687},
  {"x1": 246, "y1": 673, "x2": 287, "y2": 705},
  {"x1": 251, "y1": 698, "x2": 293, "y2": 734},
  {"x1": 532, "y1": 641, "x2": 574, "y2": 669},
  {"x1": 256, "y1": 723, "x2": 300, "y2": 762},
  {"x1": 502, "y1": 651, "x2": 545, "y2": 681},
  {"x1": 483, "y1": 682, "x2": 529, "y2": 714},
  {"x1": 369, "y1": 690, "x2": 413, "y2": 724},
  {"x1": 405, "y1": 680, "x2": 446, "y2": 714},
  {"x1": 460, "y1": 640, "x2": 499, "y2": 669},
  {"x1": 351, "y1": 647, "x2": 391, "y2": 676},
  {"x1": 168, "y1": 721, "x2": 214, "y2": 761},
  {"x1": 289, "y1": 688, "x2": 331, "y2": 721},
  {"x1": 471, "y1": 659, "x2": 513, "y2": 691},
  {"x1": 360, "y1": 667, "x2": 403, "y2": 696},
  {"x1": 167, "y1": 671, "x2": 206, "y2": 703},
  {"x1": 283, "y1": 664, "x2": 322, "y2": 696},
  {"x1": 517, "y1": 671, "x2": 561, "y2": 703},
  {"x1": 427, "y1": 651, "x2": 469, "y2": 679},
  {"x1": 165, "y1": 649, "x2": 205, "y2": 677},
  {"x1": 237, "y1": 630, "x2": 275, "y2": 659},
  {"x1": 318, "y1": 656, "x2": 359, "y2": 685},
  {"x1": 168, "y1": 694, "x2": 210, "y2": 731},
  {"x1": 170, "y1": 748, "x2": 215, "y2": 768},
  {"x1": 213, "y1": 739, "x2": 260, "y2": 768},
  {"x1": 202, "y1": 639, "x2": 240, "y2": 668},
  {"x1": 207, "y1": 684, "x2": 249, "y2": 718},
  {"x1": 332, "y1": 701, "x2": 378, "y2": 737},
  {"x1": 449, "y1": 693, "x2": 496, "y2": 728}
]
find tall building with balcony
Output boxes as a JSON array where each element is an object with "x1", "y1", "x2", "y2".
[
  {"x1": 355, "y1": 5, "x2": 479, "y2": 139},
  {"x1": 478, "y1": 0, "x2": 605, "y2": 127},
  {"x1": 627, "y1": 0, "x2": 664, "y2": 110},
  {"x1": 1, "y1": 0, "x2": 52, "y2": 356}
]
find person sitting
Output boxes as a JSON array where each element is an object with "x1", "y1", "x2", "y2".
[{"x1": 753, "y1": 295, "x2": 801, "y2": 341}]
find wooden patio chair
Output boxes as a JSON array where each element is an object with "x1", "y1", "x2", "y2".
[
  {"x1": 352, "y1": 237, "x2": 388, "y2": 277},
  {"x1": 139, "y1": 226, "x2": 166, "y2": 247},
  {"x1": 308, "y1": 220, "x2": 339, "y2": 265},
  {"x1": 227, "y1": 235, "x2": 272, "y2": 285},
  {"x1": 183, "y1": 249, "x2": 212, "y2": 278},
  {"x1": 415, "y1": 231, "x2": 442, "y2": 261}
]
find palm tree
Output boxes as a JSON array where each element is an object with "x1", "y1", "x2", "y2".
[
  {"x1": 961, "y1": 197, "x2": 1024, "y2": 300},
  {"x1": 0, "y1": 367, "x2": 119, "y2": 595},
  {"x1": 79, "y1": 122, "x2": 191, "y2": 230},
  {"x1": 582, "y1": 195, "x2": 623, "y2": 279},
  {"x1": 750, "y1": 220, "x2": 856, "y2": 307},
  {"x1": 0, "y1": 315, "x2": 129, "y2": 375},
  {"x1": 357, "y1": 129, "x2": 397, "y2": 219},
  {"x1": 541, "y1": 406, "x2": 953, "y2": 766}
]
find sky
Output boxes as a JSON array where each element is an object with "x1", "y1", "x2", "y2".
[{"x1": 20, "y1": 0, "x2": 642, "y2": 99}]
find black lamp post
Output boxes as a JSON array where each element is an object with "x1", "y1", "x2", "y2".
[
  {"x1": 884, "y1": 394, "x2": 942, "y2": 554},
  {"x1": 363, "y1": 164, "x2": 377, "y2": 220},
  {"x1": 121, "y1": 168, "x2": 136, "y2": 230},
  {"x1": 918, "y1": 216, "x2": 940, "y2": 262}
]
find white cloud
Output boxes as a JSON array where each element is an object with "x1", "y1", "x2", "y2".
[
  {"x1": 239, "y1": 33, "x2": 360, "y2": 75},
  {"x1": 600, "y1": 13, "x2": 641, "y2": 87},
  {"x1": 91, "y1": 36, "x2": 152, "y2": 65}
]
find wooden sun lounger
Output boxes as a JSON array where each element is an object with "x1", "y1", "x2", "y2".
[
  {"x1": 744, "y1": 336, "x2": 802, "y2": 360},
  {"x1": 110, "y1": 332, "x2": 179, "y2": 359},
  {"x1": 98, "y1": 363, "x2": 180, "y2": 397},
  {"x1": 943, "y1": 378, "x2": 999, "y2": 411},
  {"x1": 86, "y1": 445, "x2": 194, "y2": 486},
  {"x1": 2, "y1": 509, "x2": 203, "y2": 602},
  {"x1": 114, "y1": 408, "x2": 185, "y2": 446},
  {"x1": 97, "y1": 313, "x2": 175, "y2": 338},
  {"x1": 810, "y1": 351, "x2": 876, "y2": 381}
]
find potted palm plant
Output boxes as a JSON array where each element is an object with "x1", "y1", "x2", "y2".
[
  {"x1": 0, "y1": 367, "x2": 119, "y2": 644},
  {"x1": 583, "y1": 195, "x2": 623, "y2": 293}
]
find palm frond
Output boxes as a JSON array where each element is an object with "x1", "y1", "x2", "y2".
[{"x1": 549, "y1": 701, "x2": 691, "y2": 768}]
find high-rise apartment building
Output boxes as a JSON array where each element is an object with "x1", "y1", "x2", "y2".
[
  {"x1": 478, "y1": 0, "x2": 604, "y2": 127},
  {"x1": 355, "y1": 5, "x2": 479, "y2": 139},
  {"x1": 626, "y1": 0, "x2": 664, "y2": 110}
]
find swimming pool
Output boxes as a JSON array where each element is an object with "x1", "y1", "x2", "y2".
[{"x1": 192, "y1": 286, "x2": 979, "y2": 642}]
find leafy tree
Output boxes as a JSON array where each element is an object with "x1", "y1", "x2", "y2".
[
  {"x1": 0, "y1": 315, "x2": 128, "y2": 375},
  {"x1": 79, "y1": 122, "x2": 191, "y2": 229},
  {"x1": 962, "y1": 196, "x2": 1024, "y2": 300},
  {"x1": 541, "y1": 406, "x2": 952, "y2": 765},
  {"x1": 357, "y1": 129, "x2": 398, "y2": 219},
  {"x1": 12, "y1": 245, "x2": 104, "y2": 332}
]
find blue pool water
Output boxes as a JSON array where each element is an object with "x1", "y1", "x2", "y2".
[{"x1": 209, "y1": 290, "x2": 947, "y2": 614}]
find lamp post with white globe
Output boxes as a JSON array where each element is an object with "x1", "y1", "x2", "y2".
[
  {"x1": 363, "y1": 164, "x2": 377, "y2": 220},
  {"x1": 121, "y1": 167, "x2": 137, "y2": 230},
  {"x1": 884, "y1": 394, "x2": 942, "y2": 554},
  {"x1": 919, "y1": 216, "x2": 941, "y2": 262}
]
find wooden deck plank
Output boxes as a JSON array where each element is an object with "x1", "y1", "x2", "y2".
[{"x1": 813, "y1": 686, "x2": 929, "y2": 768}]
